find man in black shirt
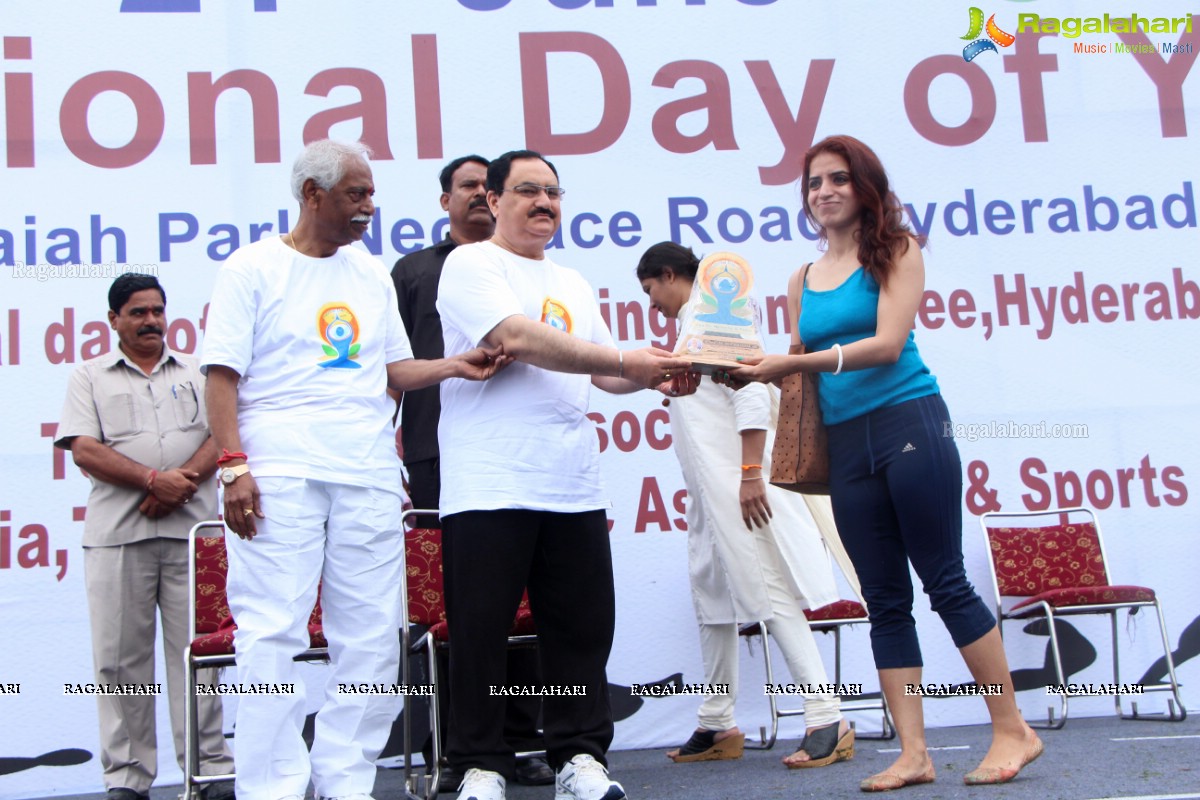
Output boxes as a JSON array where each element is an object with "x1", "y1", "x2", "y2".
[
  {"x1": 392, "y1": 155, "x2": 554, "y2": 791},
  {"x1": 393, "y1": 154, "x2": 494, "y2": 522}
]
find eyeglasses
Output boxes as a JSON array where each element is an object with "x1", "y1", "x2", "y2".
[{"x1": 499, "y1": 183, "x2": 566, "y2": 200}]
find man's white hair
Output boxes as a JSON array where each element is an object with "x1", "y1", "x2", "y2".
[{"x1": 290, "y1": 139, "x2": 373, "y2": 202}]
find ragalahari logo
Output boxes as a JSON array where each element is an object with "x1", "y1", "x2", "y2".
[{"x1": 961, "y1": 7, "x2": 1016, "y2": 61}]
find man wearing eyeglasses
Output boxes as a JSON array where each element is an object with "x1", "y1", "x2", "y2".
[
  {"x1": 436, "y1": 150, "x2": 695, "y2": 800},
  {"x1": 55, "y1": 273, "x2": 235, "y2": 800},
  {"x1": 392, "y1": 154, "x2": 557, "y2": 792}
]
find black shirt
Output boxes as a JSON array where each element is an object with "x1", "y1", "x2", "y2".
[{"x1": 392, "y1": 236, "x2": 459, "y2": 465}]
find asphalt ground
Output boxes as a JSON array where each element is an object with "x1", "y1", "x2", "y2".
[{"x1": 42, "y1": 712, "x2": 1199, "y2": 800}]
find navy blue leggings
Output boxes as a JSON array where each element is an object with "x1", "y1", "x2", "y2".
[{"x1": 827, "y1": 394, "x2": 995, "y2": 669}]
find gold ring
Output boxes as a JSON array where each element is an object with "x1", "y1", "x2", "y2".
[
  {"x1": 243, "y1": 508, "x2": 253, "y2": 515},
  {"x1": 664, "y1": 371, "x2": 671, "y2": 380}
]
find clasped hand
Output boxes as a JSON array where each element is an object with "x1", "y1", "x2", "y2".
[
  {"x1": 457, "y1": 344, "x2": 512, "y2": 380},
  {"x1": 623, "y1": 347, "x2": 699, "y2": 396}
]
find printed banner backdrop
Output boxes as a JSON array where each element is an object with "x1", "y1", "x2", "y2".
[{"x1": 2, "y1": 1, "x2": 1198, "y2": 796}]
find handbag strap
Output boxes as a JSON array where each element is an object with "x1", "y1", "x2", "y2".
[{"x1": 791, "y1": 262, "x2": 813, "y2": 356}]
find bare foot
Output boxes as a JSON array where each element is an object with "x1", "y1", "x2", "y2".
[
  {"x1": 781, "y1": 719, "x2": 851, "y2": 766},
  {"x1": 971, "y1": 723, "x2": 1041, "y2": 773},
  {"x1": 666, "y1": 727, "x2": 742, "y2": 760}
]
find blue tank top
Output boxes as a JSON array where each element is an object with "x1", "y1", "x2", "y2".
[{"x1": 799, "y1": 267, "x2": 938, "y2": 425}]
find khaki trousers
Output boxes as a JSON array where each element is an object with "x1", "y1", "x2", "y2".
[{"x1": 84, "y1": 537, "x2": 233, "y2": 793}]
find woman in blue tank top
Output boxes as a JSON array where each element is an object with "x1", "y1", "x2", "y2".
[{"x1": 728, "y1": 136, "x2": 1042, "y2": 792}]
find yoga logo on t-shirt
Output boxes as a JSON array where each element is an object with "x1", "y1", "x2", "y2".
[
  {"x1": 541, "y1": 298, "x2": 573, "y2": 334},
  {"x1": 316, "y1": 302, "x2": 362, "y2": 369}
]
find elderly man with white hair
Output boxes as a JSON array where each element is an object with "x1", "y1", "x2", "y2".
[{"x1": 202, "y1": 139, "x2": 505, "y2": 800}]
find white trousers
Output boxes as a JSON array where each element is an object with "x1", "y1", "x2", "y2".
[
  {"x1": 225, "y1": 477, "x2": 404, "y2": 800},
  {"x1": 695, "y1": 522, "x2": 840, "y2": 732}
]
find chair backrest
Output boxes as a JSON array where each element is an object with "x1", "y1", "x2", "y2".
[
  {"x1": 406, "y1": 527, "x2": 447, "y2": 627},
  {"x1": 195, "y1": 533, "x2": 231, "y2": 635},
  {"x1": 189, "y1": 520, "x2": 322, "y2": 640},
  {"x1": 403, "y1": 524, "x2": 533, "y2": 628},
  {"x1": 981, "y1": 508, "x2": 1111, "y2": 600},
  {"x1": 309, "y1": 587, "x2": 323, "y2": 627}
]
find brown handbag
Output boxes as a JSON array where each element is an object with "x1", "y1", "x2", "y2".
[{"x1": 770, "y1": 263, "x2": 830, "y2": 494}]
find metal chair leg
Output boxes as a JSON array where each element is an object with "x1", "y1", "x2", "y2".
[
  {"x1": 828, "y1": 624, "x2": 893, "y2": 741},
  {"x1": 744, "y1": 620, "x2": 779, "y2": 750},
  {"x1": 878, "y1": 695, "x2": 896, "y2": 740},
  {"x1": 1112, "y1": 610, "x2": 1126, "y2": 719},
  {"x1": 402, "y1": 626, "x2": 433, "y2": 800},
  {"x1": 1154, "y1": 601, "x2": 1189, "y2": 722},
  {"x1": 184, "y1": 648, "x2": 198, "y2": 798},
  {"x1": 1121, "y1": 601, "x2": 1189, "y2": 722},
  {"x1": 426, "y1": 635, "x2": 442, "y2": 800},
  {"x1": 1036, "y1": 609, "x2": 1068, "y2": 730}
]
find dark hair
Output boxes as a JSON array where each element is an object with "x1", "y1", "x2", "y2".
[
  {"x1": 439, "y1": 154, "x2": 489, "y2": 192},
  {"x1": 109, "y1": 273, "x2": 165, "y2": 313},
  {"x1": 636, "y1": 241, "x2": 700, "y2": 281},
  {"x1": 801, "y1": 135, "x2": 924, "y2": 287},
  {"x1": 486, "y1": 149, "x2": 558, "y2": 193}
]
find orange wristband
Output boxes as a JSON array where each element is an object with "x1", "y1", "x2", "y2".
[{"x1": 741, "y1": 464, "x2": 762, "y2": 471}]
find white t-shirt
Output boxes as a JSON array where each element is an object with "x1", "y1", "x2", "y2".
[
  {"x1": 201, "y1": 236, "x2": 412, "y2": 494},
  {"x1": 436, "y1": 241, "x2": 615, "y2": 516}
]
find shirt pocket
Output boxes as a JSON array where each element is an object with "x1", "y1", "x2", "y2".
[
  {"x1": 98, "y1": 393, "x2": 142, "y2": 439},
  {"x1": 169, "y1": 380, "x2": 205, "y2": 432}
]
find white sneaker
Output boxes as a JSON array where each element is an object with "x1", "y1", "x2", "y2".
[
  {"x1": 457, "y1": 768, "x2": 506, "y2": 800},
  {"x1": 555, "y1": 754, "x2": 627, "y2": 800}
]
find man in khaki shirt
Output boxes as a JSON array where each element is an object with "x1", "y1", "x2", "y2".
[{"x1": 55, "y1": 273, "x2": 233, "y2": 800}]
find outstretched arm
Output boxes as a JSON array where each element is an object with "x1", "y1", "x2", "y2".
[
  {"x1": 485, "y1": 315, "x2": 692, "y2": 390},
  {"x1": 386, "y1": 346, "x2": 508, "y2": 392},
  {"x1": 728, "y1": 242, "x2": 924, "y2": 385}
]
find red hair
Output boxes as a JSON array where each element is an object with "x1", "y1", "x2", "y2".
[{"x1": 801, "y1": 135, "x2": 925, "y2": 287}]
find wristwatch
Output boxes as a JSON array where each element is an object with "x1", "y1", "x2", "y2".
[{"x1": 219, "y1": 464, "x2": 251, "y2": 485}]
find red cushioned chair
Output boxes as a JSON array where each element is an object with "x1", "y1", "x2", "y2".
[
  {"x1": 739, "y1": 598, "x2": 895, "y2": 749},
  {"x1": 184, "y1": 521, "x2": 330, "y2": 796},
  {"x1": 401, "y1": 509, "x2": 539, "y2": 800},
  {"x1": 980, "y1": 507, "x2": 1186, "y2": 728}
]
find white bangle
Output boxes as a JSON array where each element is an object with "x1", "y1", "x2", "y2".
[
  {"x1": 617, "y1": 350, "x2": 624, "y2": 379},
  {"x1": 832, "y1": 343, "x2": 844, "y2": 376}
]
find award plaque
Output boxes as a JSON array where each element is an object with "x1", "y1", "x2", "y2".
[{"x1": 673, "y1": 251, "x2": 766, "y2": 374}]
